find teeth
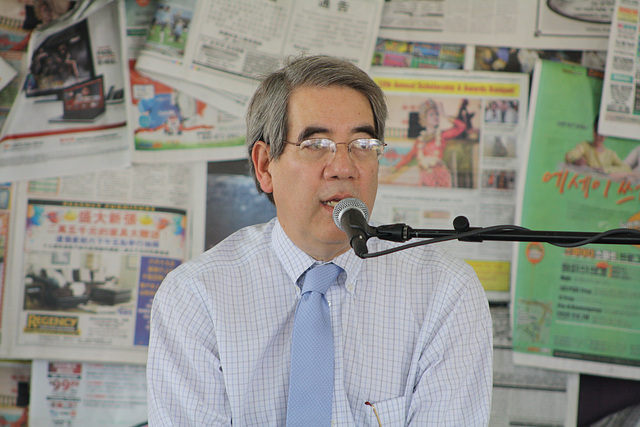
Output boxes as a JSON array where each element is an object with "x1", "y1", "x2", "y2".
[{"x1": 324, "y1": 200, "x2": 339, "y2": 207}]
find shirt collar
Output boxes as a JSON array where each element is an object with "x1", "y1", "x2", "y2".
[{"x1": 271, "y1": 218, "x2": 364, "y2": 294}]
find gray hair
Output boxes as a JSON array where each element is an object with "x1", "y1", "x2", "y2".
[{"x1": 245, "y1": 55, "x2": 388, "y2": 202}]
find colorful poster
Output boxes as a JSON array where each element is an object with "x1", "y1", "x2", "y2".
[
  {"x1": 371, "y1": 68, "x2": 529, "y2": 300},
  {"x1": 512, "y1": 59, "x2": 640, "y2": 379}
]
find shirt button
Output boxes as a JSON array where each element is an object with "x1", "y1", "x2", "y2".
[{"x1": 347, "y1": 283, "x2": 355, "y2": 292}]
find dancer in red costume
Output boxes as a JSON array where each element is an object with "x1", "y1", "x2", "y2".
[{"x1": 393, "y1": 99, "x2": 467, "y2": 187}]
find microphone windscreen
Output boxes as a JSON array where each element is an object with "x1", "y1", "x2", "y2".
[{"x1": 332, "y1": 198, "x2": 369, "y2": 231}]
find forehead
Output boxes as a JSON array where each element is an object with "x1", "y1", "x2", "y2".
[{"x1": 287, "y1": 86, "x2": 374, "y2": 131}]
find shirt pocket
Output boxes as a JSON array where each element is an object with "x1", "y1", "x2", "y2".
[{"x1": 364, "y1": 395, "x2": 406, "y2": 426}]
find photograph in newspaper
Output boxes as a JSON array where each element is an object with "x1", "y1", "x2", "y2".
[
  {"x1": 145, "y1": 0, "x2": 194, "y2": 59},
  {"x1": 29, "y1": 360, "x2": 147, "y2": 427},
  {"x1": 512, "y1": 59, "x2": 640, "y2": 379},
  {"x1": 371, "y1": 68, "x2": 529, "y2": 299},
  {"x1": 4, "y1": 162, "x2": 205, "y2": 364},
  {"x1": 0, "y1": 361, "x2": 30, "y2": 427},
  {"x1": 0, "y1": 0, "x2": 130, "y2": 182}
]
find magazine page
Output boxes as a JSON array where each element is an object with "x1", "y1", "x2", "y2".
[
  {"x1": 379, "y1": 0, "x2": 611, "y2": 50},
  {"x1": 1, "y1": 161, "x2": 206, "y2": 364},
  {"x1": 0, "y1": 0, "x2": 131, "y2": 182},
  {"x1": 512, "y1": 59, "x2": 640, "y2": 380},
  {"x1": 371, "y1": 68, "x2": 529, "y2": 301},
  {"x1": 29, "y1": 360, "x2": 147, "y2": 426},
  {"x1": 598, "y1": 0, "x2": 640, "y2": 140},
  {"x1": 135, "y1": 0, "x2": 384, "y2": 112}
]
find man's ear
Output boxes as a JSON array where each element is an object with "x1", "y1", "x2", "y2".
[{"x1": 252, "y1": 141, "x2": 274, "y2": 194}]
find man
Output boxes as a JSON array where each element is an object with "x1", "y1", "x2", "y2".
[{"x1": 147, "y1": 55, "x2": 492, "y2": 426}]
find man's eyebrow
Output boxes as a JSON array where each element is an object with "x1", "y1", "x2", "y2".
[
  {"x1": 297, "y1": 125, "x2": 377, "y2": 141},
  {"x1": 297, "y1": 126, "x2": 329, "y2": 141},
  {"x1": 354, "y1": 125, "x2": 376, "y2": 138}
]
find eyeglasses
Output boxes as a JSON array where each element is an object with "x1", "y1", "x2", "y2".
[{"x1": 283, "y1": 138, "x2": 387, "y2": 163}]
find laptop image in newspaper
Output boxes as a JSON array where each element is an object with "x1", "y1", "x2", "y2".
[{"x1": 49, "y1": 75, "x2": 106, "y2": 123}]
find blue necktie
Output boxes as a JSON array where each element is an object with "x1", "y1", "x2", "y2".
[{"x1": 286, "y1": 263, "x2": 343, "y2": 427}]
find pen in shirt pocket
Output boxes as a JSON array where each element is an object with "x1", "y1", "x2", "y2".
[{"x1": 365, "y1": 401, "x2": 382, "y2": 427}]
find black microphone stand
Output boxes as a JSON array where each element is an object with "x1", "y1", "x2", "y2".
[{"x1": 359, "y1": 216, "x2": 640, "y2": 258}]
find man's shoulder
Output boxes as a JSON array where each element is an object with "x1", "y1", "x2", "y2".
[
  {"x1": 368, "y1": 239, "x2": 477, "y2": 281},
  {"x1": 172, "y1": 221, "x2": 274, "y2": 279}
]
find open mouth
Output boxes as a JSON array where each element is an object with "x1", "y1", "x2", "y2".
[{"x1": 322, "y1": 200, "x2": 340, "y2": 208}]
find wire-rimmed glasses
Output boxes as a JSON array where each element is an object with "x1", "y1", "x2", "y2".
[{"x1": 283, "y1": 138, "x2": 387, "y2": 163}]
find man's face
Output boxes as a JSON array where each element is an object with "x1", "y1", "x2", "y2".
[{"x1": 254, "y1": 85, "x2": 379, "y2": 261}]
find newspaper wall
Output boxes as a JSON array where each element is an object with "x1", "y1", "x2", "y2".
[
  {"x1": 599, "y1": 0, "x2": 640, "y2": 142},
  {"x1": 0, "y1": 0, "x2": 132, "y2": 182},
  {"x1": 135, "y1": 0, "x2": 385, "y2": 113},
  {"x1": 370, "y1": 68, "x2": 529, "y2": 301},
  {"x1": 512, "y1": 59, "x2": 640, "y2": 380},
  {"x1": 1, "y1": 162, "x2": 206, "y2": 364}
]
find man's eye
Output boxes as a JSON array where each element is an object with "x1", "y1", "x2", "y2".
[{"x1": 304, "y1": 139, "x2": 329, "y2": 150}]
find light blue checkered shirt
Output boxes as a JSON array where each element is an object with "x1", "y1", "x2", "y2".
[{"x1": 147, "y1": 218, "x2": 492, "y2": 426}]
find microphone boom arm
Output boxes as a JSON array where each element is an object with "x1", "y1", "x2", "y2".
[{"x1": 364, "y1": 216, "x2": 640, "y2": 258}]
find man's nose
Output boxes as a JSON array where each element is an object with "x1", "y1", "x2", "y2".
[{"x1": 325, "y1": 143, "x2": 357, "y2": 179}]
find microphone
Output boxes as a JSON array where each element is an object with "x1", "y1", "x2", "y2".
[{"x1": 333, "y1": 198, "x2": 373, "y2": 257}]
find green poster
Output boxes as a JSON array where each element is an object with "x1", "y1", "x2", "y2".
[{"x1": 513, "y1": 60, "x2": 640, "y2": 377}]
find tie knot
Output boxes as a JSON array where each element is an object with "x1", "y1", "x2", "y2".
[{"x1": 301, "y1": 263, "x2": 343, "y2": 296}]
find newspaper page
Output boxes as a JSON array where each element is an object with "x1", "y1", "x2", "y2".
[
  {"x1": 379, "y1": 0, "x2": 611, "y2": 50},
  {"x1": 598, "y1": 0, "x2": 640, "y2": 140},
  {"x1": 135, "y1": 0, "x2": 384, "y2": 112},
  {"x1": 29, "y1": 360, "x2": 147, "y2": 426},
  {"x1": 0, "y1": 51, "x2": 25, "y2": 131},
  {"x1": 0, "y1": 184, "x2": 15, "y2": 344},
  {"x1": 489, "y1": 303, "x2": 579, "y2": 427},
  {"x1": 0, "y1": 0, "x2": 132, "y2": 182},
  {"x1": 370, "y1": 68, "x2": 529, "y2": 301},
  {"x1": 0, "y1": 57, "x2": 16, "y2": 93},
  {"x1": 0, "y1": 360, "x2": 30, "y2": 426},
  {"x1": 512, "y1": 59, "x2": 640, "y2": 380},
  {"x1": 124, "y1": 0, "x2": 246, "y2": 163},
  {"x1": 1, "y1": 162, "x2": 206, "y2": 364}
]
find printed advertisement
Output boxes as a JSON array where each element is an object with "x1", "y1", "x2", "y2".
[
  {"x1": 0, "y1": 0, "x2": 131, "y2": 182},
  {"x1": 512, "y1": 60, "x2": 640, "y2": 379},
  {"x1": 29, "y1": 360, "x2": 147, "y2": 427},
  {"x1": 599, "y1": 0, "x2": 640, "y2": 142},
  {"x1": 1, "y1": 162, "x2": 206, "y2": 364},
  {"x1": 370, "y1": 68, "x2": 529, "y2": 300}
]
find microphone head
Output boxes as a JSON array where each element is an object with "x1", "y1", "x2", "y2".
[{"x1": 333, "y1": 198, "x2": 370, "y2": 231}]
